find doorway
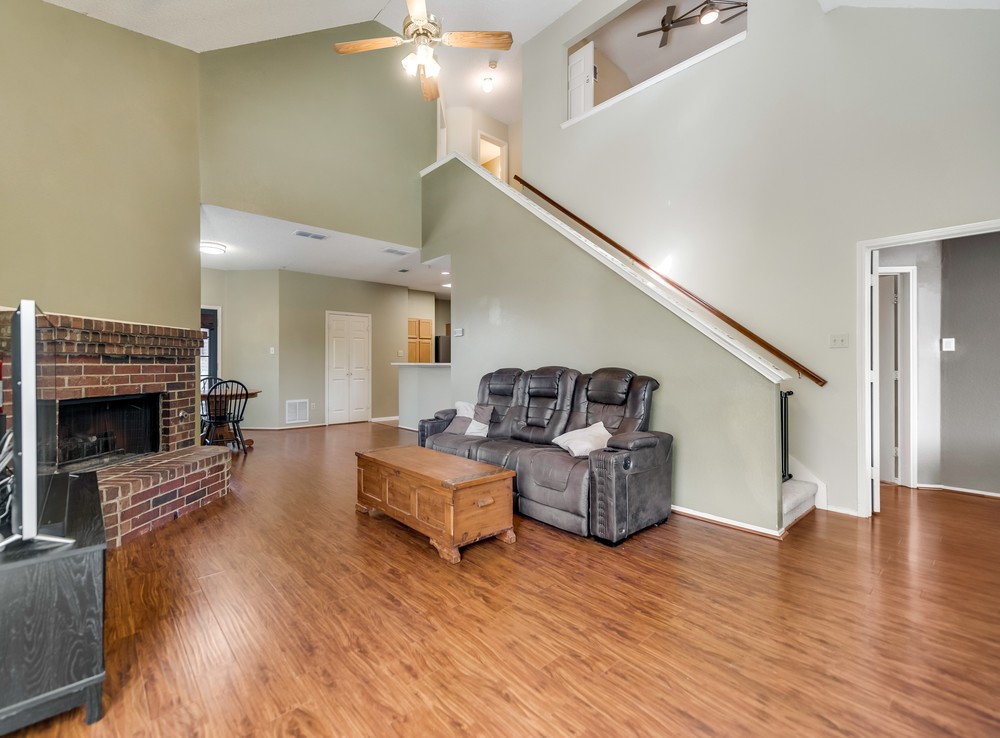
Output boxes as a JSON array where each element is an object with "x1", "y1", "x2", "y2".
[
  {"x1": 200, "y1": 306, "x2": 221, "y2": 379},
  {"x1": 478, "y1": 132, "x2": 507, "y2": 182},
  {"x1": 857, "y1": 218, "x2": 1000, "y2": 516},
  {"x1": 326, "y1": 312, "x2": 371, "y2": 424},
  {"x1": 876, "y1": 268, "x2": 917, "y2": 489}
]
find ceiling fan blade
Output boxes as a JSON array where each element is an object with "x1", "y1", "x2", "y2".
[
  {"x1": 720, "y1": 8, "x2": 749, "y2": 23},
  {"x1": 334, "y1": 37, "x2": 404, "y2": 55},
  {"x1": 406, "y1": 0, "x2": 428, "y2": 22},
  {"x1": 440, "y1": 31, "x2": 513, "y2": 50},
  {"x1": 419, "y1": 66, "x2": 439, "y2": 101},
  {"x1": 670, "y1": 17, "x2": 700, "y2": 27},
  {"x1": 659, "y1": 5, "x2": 676, "y2": 47}
]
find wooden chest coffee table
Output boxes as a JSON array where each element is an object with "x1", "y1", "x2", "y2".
[{"x1": 355, "y1": 445, "x2": 516, "y2": 563}]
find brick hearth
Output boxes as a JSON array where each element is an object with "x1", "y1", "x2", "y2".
[{"x1": 2, "y1": 311, "x2": 232, "y2": 548}]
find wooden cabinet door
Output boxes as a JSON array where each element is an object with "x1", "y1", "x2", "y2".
[{"x1": 407, "y1": 318, "x2": 433, "y2": 362}]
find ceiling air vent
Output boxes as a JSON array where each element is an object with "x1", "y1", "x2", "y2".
[
  {"x1": 293, "y1": 230, "x2": 328, "y2": 240},
  {"x1": 382, "y1": 247, "x2": 410, "y2": 256}
]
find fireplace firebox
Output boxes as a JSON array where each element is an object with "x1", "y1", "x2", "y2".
[{"x1": 39, "y1": 394, "x2": 161, "y2": 473}]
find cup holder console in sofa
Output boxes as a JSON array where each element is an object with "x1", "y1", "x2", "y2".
[{"x1": 417, "y1": 367, "x2": 673, "y2": 545}]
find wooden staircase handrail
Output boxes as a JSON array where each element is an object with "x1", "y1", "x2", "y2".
[{"x1": 513, "y1": 175, "x2": 827, "y2": 388}]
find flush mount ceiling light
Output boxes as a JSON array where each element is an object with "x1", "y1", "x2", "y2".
[
  {"x1": 482, "y1": 60, "x2": 497, "y2": 93},
  {"x1": 638, "y1": 1, "x2": 747, "y2": 47},
  {"x1": 200, "y1": 241, "x2": 226, "y2": 255}
]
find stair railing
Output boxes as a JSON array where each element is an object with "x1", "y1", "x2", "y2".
[
  {"x1": 781, "y1": 390, "x2": 793, "y2": 482},
  {"x1": 512, "y1": 175, "x2": 827, "y2": 388}
]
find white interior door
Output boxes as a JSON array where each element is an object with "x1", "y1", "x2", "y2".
[
  {"x1": 348, "y1": 315, "x2": 371, "y2": 422},
  {"x1": 567, "y1": 42, "x2": 594, "y2": 119},
  {"x1": 878, "y1": 275, "x2": 899, "y2": 483},
  {"x1": 327, "y1": 312, "x2": 371, "y2": 425}
]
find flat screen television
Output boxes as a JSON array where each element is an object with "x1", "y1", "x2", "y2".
[{"x1": 0, "y1": 300, "x2": 72, "y2": 551}]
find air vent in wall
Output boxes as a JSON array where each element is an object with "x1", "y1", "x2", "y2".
[
  {"x1": 293, "y1": 230, "x2": 328, "y2": 240},
  {"x1": 286, "y1": 399, "x2": 309, "y2": 424},
  {"x1": 382, "y1": 247, "x2": 410, "y2": 256}
]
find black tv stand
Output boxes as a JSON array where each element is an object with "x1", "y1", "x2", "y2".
[{"x1": 0, "y1": 472, "x2": 106, "y2": 735}]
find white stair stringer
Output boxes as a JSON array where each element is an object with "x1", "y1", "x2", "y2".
[
  {"x1": 421, "y1": 154, "x2": 791, "y2": 385},
  {"x1": 782, "y1": 478, "x2": 818, "y2": 529}
]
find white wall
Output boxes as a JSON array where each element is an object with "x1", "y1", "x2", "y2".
[{"x1": 523, "y1": 0, "x2": 1000, "y2": 513}]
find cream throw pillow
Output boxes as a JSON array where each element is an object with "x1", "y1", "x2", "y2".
[{"x1": 552, "y1": 422, "x2": 612, "y2": 457}]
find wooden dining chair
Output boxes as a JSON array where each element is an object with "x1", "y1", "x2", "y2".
[{"x1": 203, "y1": 380, "x2": 250, "y2": 454}]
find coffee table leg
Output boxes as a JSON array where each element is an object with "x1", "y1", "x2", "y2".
[
  {"x1": 355, "y1": 502, "x2": 371, "y2": 514},
  {"x1": 497, "y1": 528, "x2": 516, "y2": 544},
  {"x1": 430, "y1": 539, "x2": 461, "y2": 564}
]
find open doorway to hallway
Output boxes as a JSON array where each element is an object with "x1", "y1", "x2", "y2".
[{"x1": 859, "y1": 220, "x2": 1000, "y2": 516}]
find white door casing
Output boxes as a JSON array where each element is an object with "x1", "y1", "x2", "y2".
[
  {"x1": 326, "y1": 312, "x2": 371, "y2": 425},
  {"x1": 567, "y1": 42, "x2": 594, "y2": 120}
]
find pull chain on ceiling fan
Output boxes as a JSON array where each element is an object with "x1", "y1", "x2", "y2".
[{"x1": 335, "y1": 0, "x2": 513, "y2": 101}]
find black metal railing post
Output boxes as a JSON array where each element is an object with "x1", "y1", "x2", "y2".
[{"x1": 780, "y1": 390, "x2": 793, "y2": 482}]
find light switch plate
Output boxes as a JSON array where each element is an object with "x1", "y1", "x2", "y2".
[
  {"x1": 942, "y1": 338, "x2": 956, "y2": 352},
  {"x1": 830, "y1": 334, "x2": 849, "y2": 349},
  {"x1": 453, "y1": 328, "x2": 464, "y2": 337}
]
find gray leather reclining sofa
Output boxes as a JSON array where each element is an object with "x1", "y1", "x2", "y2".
[{"x1": 417, "y1": 366, "x2": 673, "y2": 545}]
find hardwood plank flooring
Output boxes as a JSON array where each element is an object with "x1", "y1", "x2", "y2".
[{"x1": 10, "y1": 425, "x2": 1000, "y2": 737}]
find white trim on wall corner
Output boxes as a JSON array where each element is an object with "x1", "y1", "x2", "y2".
[{"x1": 671, "y1": 505, "x2": 785, "y2": 540}]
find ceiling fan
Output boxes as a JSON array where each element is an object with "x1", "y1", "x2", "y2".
[
  {"x1": 334, "y1": 0, "x2": 513, "y2": 101},
  {"x1": 638, "y1": 1, "x2": 748, "y2": 48}
]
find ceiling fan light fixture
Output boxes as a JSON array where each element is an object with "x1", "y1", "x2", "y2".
[
  {"x1": 699, "y1": 3, "x2": 721, "y2": 24},
  {"x1": 423, "y1": 54, "x2": 441, "y2": 78},
  {"x1": 199, "y1": 241, "x2": 226, "y2": 255},
  {"x1": 401, "y1": 52, "x2": 419, "y2": 76},
  {"x1": 482, "y1": 76, "x2": 494, "y2": 93}
]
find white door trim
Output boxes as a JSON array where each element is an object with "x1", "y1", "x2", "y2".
[
  {"x1": 325, "y1": 310, "x2": 372, "y2": 425},
  {"x1": 856, "y1": 218, "x2": 1000, "y2": 517},
  {"x1": 201, "y1": 304, "x2": 223, "y2": 378}
]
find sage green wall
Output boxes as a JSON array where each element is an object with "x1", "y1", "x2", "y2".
[
  {"x1": 219, "y1": 271, "x2": 281, "y2": 428},
  {"x1": 423, "y1": 161, "x2": 781, "y2": 530},
  {"x1": 277, "y1": 271, "x2": 409, "y2": 423},
  {"x1": 199, "y1": 22, "x2": 436, "y2": 248},
  {"x1": 0, "y1": 0, "x2": 201, "y2": 328},
  {"x1": 435, "y1": 299, "x2": 451, "y2": 337},
  {"x1": 202, "y1": 268, "x2": 411, "y2": 426},
  {"x1": 407, "y1": 290, "x2": 436, "y2": 332},
  {"x1": 524, "y1": 0, "x2": 1000, "y2": 513}
]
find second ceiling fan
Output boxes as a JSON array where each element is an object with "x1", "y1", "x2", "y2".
[
  {"x1": 335, "y1": 0, "x2": 513, "y2": 101},
  {"x1": 638, "y1": 1, "x2": 748, "y2": 48}
]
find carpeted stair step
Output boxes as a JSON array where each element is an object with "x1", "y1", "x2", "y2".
[{"x1": 782, "y1": 478, "x2": 818, "y2": 528}]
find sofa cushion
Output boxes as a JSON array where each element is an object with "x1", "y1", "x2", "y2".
[
  {"x1": 473, "y1": 439, "x2": 538, "y2": 470},
  {"x1": 552, "y1": 422, "x2": 611, "y2": 457},
  {"x1": 443, "y1": 415, "x2": 471, "y2": 434},
  {"x1": 426, "y1": 433, "x2": 490, "y2": 458},
  {"x1": 565, "y1": 368, "x2": 660, "y2": 434}
]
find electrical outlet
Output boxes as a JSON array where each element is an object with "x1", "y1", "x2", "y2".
[
  {"x1": 269, "y1": 346, "x2": 275, "y2": 355},
  {"x1": 310, "y1": 402, "x2": 316, "y2": 410},
  {"x1": 829, "y1": 334, "x2": 849, "y2": 349},
  {"x1": 397, "y1": 350, "x2": 404, "y2": 357}
]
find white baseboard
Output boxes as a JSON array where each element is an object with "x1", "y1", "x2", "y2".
[
  {"x1": 241, "y1": 423, "x2": 327, "y2": 431},
  {"x1": 918, "y1": 484, "x2": 1000, "y2": 499},
  {"x1": 671, "y1": 505, "x2": 785, "y2": 539},
  {"x1": 821, "y1": 504, "x2": 860, "y2": 516},
  {"x1": 371, "y1": 416, "x2": 399, "y2": 423},
  {"x1": 397, "y1": 425, "x2": 418, "y2": 432}
]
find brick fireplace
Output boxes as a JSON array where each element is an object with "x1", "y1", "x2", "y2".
[{"x1": 3, "y1": 312, "x2": 231, "y2": 548}]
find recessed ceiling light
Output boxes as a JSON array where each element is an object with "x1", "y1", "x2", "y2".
[
  {"x1": 200, "y1": 241, "x2": 226, "y2": 255},
  {"x1": 442, "y1": 283, "x2": 451, "y2": 288},
  {"x1": 441, "y1": 271, "x2": 450, "y2": 275}
]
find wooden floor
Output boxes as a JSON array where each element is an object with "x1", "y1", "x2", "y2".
[{"x1": 13, "y1": 424, "x2": 1000, "y2": 737}]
